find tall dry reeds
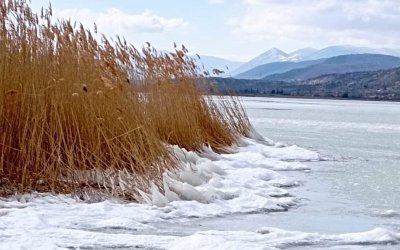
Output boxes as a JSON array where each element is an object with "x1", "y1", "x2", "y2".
[
  {"x1": 0, "y1": 0, "x2": 251, "y2": 199},
  {"x1": 136, "y1": 46, "x2": 251, "y2": 153}
]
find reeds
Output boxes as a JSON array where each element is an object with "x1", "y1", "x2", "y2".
[
  {"x1": 136, "y1": 46, "x2": 251, "y2": 153},
  {"x1": 0, "y1": 0, "x2": 251, "y2": 199}
]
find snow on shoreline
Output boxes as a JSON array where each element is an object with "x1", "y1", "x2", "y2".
[
  {"x1": 141, "y1": 138, "x2": 317, "y2": 210},
  {"x1": 0, "y1": 138, "x2": 399, "y2": 249}
]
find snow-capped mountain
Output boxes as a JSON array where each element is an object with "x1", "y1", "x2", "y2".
[
  {"x1": 264, "y1": 54, "x2": 400, "y2": 82},
  {"x1": 232, "y1": 45, "x2": 400, "y2": 77},
  {"x1": 231, "y1": 48, "x2": 289, "y2": 76},
  {"x1": 287, "y1": 48, "x2": 318, "y2": 61},
  {"x1": 305, "y1": 45, "x2": 399, "y2": 61}
]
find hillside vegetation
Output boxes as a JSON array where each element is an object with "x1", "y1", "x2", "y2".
[{"x1": 213, "y1": 67, "x2": 400, "y2": 100}]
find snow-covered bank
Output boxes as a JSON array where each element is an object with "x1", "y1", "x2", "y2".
[{"x1": 0, "y1": 138, "x2": 399, "y2": 249}]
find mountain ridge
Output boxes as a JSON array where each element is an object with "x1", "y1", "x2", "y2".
[
  {"x1": 232, "y1": 45, "x2": 400, "y2": 77},
  {"x1": 235, "y1": 58, "x2": 325, "y2": 80},
  {"x1": 263, "y1": 54, "x2": 400, "y2": 81}
]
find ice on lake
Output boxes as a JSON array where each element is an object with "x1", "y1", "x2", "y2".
[{"x1": 1, "y1": 97, "x2": 400, "y2": 250}]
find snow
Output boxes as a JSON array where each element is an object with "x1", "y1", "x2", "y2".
[
  {"x1": 375, "y1": 209, "x2": 399, "y2": 218},
  {"x1": 0, "y1": 137, "x2": 399, "y2": 249},
  {"x1": 168, "y1": 228, "x2": 400, "y2": 250},
  {"x1": 232, "y1": 48, "x2": 290, "y2": 75},
  {"x1": 232, "y1": 45, "x2": 400, "y2": 77}
]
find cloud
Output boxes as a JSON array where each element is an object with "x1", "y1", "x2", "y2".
[
  {"x1": 209, "y1": 0, "x2": 225, "y2": 5},
  {"x1": 228, "y1": 0, "x2": 400, "y2": 50},
  {"x1": 55, "y1": 8, "x2": 187, "y2": 35}
]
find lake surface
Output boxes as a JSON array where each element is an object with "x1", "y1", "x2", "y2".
[
  {"x1": 242, "y1": 97, "x2": 400, "y2": 236},
  {"x1": 2, "y1": 97, "x2": 400, "y2": 249}
]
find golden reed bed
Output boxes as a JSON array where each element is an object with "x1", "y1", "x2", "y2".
[{"x1": 0, "y1": 0, "x2": 250, "y2": 200}]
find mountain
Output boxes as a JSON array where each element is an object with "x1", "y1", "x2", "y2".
[
  {"x1": 231, "y1": 48, "x2": 289, "y2": 76},
  {"x1": 304, "y1": 45, "x2": 400, "y2": 60},
  {"x1": 232, "y1": 45, "x2": 400, "y2": 77},
  {"x1": 287, "y1": 48, "x2": 318, "y2": 61},
  {"x1": 235, "y1": 59, "x2": 324, "y2": 80},
  {"x1": 191, "y1": 55, "x2": 243, "y2": 76},
  {"x1": 263, "y1": 54, "x2": 400, "y2": 81}
]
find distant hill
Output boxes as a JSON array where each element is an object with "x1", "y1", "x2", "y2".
[
  {"x1": 295, "y1": 67, "x2": 400, "y2": 99},
  {"x1": 263, "y1": 54, "x2": 400, "y2": 81},
  {"x1": 235, "y1": 59, "x2": 324, "y2": 80},
  {"x1": 210, "y1": 67, "x2": 400, "y2": 101}
]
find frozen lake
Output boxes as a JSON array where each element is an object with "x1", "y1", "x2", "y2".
[
  {"x1": 243, "y1": 97, "x2": 400, "y2": 235},
  {"x1": 1, "y1": 97, "x2": 399, "y2": 249}
]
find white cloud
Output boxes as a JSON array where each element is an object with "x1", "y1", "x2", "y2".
[
  {"x1": 209, "y1": 0, "x2": 225, "y2": 5},
  {"x1": 228, "y1": 0, "x2": 400, "y2": 50},
  {"x1": 55, "y1": 8, "x2": 187, "y2": 35}
]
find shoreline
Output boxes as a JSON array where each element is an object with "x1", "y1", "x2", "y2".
[
  {"x1": 2, "y1": 130, "x2": 399, "y2": 249},
  {"x1": 236, "y1": 94, "x2": 400, "y2": 103}
]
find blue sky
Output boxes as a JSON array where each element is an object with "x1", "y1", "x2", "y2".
[{"x1": 30, "y1": 0, "x2": 400, "y2": 61}]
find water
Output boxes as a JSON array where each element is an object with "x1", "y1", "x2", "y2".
[
  {"x1": 2, "y1": 97, "x2": 400, "y2": 249},
  {"x1": 242, "y1": 97, "x2": 400, "y2": 235}
]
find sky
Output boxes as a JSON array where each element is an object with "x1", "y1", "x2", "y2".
[{"x1": 30, "y1": 0, "x2": 400, "y2": 62}]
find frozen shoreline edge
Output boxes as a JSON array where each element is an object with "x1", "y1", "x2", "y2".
[{"x1": 1, "y1": 134, "x2": 399, "y2": 250}]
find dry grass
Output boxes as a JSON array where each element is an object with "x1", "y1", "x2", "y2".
[
  {"x1": 134, "y1": 46, "x2": 251, "y2": 153},
  {"x1": 0, "y1": 0, "x2": 251, "y2": 199}
]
